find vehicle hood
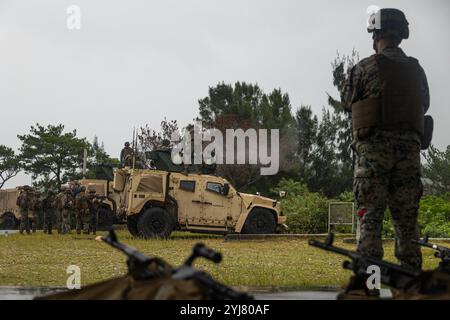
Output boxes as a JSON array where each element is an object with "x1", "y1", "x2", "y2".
[{"x1": 238, "y1": 193, "x2": 278, "y2": 208}]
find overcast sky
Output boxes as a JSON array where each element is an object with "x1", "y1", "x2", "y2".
[{"x1": 1, "y1": 0, "x2": 449, "y2": 187}]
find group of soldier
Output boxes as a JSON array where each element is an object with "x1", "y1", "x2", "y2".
[{"x1": 16, "y1": 182, "x2": 103, "y2": 235}]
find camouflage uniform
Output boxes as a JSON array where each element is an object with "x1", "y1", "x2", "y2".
[
  {"x1": 342, "y1": 47, "x2": 429, "y2": 270},
  {"x1": 29, "y1": 192, "x2": 42, "y2": 233},
  {"x1": 43, "y1": 192, "x2": 56, "y2": 234},
  {"x1": 57, "y1": 190, "x2": 73, "y2": 234},
  {"x1": 53, "y1": 191, "x2": 64, "y2": 233},
  {"x1": 120, "y1": 142, "x2": 134, "y2": 167},
  {"x1": 87, "y1": 190, "x2": 100, "y2": 235},
  {"x1": 16, "y1": 189, "x2": 32, "y2": 234},
  {"x1": 75, "y1": 188, "x2": 92, "y2": 234}
]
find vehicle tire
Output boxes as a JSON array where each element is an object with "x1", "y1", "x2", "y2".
[
  {"x1": 0, "y1": 213, "x2": 18, "y2": 230},
  {"x1": 97, "y1": 206, "x2": 114, "y2": 231},
  {"x1": 137, "y1": 207, "x2": 173, "y2": 239},
  {"x1": 242, "y1": 208, "x2": 276, "y2": 234},
  {"x1": 126, "y1": 215, "x2": 139, "y2": 237}
]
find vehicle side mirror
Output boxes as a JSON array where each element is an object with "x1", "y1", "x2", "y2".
[{"x1": 221, "y1": 183, "x2": 230, "y2": 196}]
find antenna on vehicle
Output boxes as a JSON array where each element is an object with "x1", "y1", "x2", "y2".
[{"x1": 132, "y1": 126, "x2": 136, "y2": 170}]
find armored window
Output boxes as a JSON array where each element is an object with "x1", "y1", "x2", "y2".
[
  {"x1": 180, "y1": 180, "x2": 195, "y2": 192},
  {"x1": 136, "y1": 174, "x2": 163, "y2": 193},
  {"x1": 206, "y1": 182, "x2": 223, "y2": 194}
]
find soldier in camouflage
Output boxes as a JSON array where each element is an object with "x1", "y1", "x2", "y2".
[
  {"x1": 43, "y1": 190, "x2": 56, "y2": 234},
  {"x1": 120, "y1": 142, "x2": 134, "y2": 167},
  {"x1": 75, "y1": 186, "x2": 92, "y2": 234},
  {"x1": 29, "y1": 190, "x2": 42, "y2": 233},
  {"x1": 341, "y1": 8, "x2": 432, "y2": 292},
  {"x1": 16, "y1": 186, "x2": 33, "y2": 234},
  {"x1": 53, "y1": 187, "x2": 66, "y2": 233},
  {"x1": 57, "y1": 187, "x2": 74, "y2": 234},
  {"x1": 87, "y1": 186, "x2": 101, "y2": 235}
]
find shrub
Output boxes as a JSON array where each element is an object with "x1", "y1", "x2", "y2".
[
  {"x1": 418, "y1": 195, "x2": 450, "y2": 237},
  {"x1": 272, "y1": 179, "x2": 329, "y2": 234}
]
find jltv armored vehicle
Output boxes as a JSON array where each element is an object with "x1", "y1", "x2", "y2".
[
  {"x1": 0, "y1": 188, "x2": 21, "y2": 229},
  {"x1": 113, "y1": 150, "x2": 286, "y2": 238}
]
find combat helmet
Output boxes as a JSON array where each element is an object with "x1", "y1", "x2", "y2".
[{"x1": 367, "y1": 8, "x2": 409, "y2": 40}]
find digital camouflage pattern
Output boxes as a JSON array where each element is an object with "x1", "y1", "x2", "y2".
[
  {"x1": 342, "y1": 47, "x2": 429, "y2": 118},
  {"x1": 16, "y1": 190, "x2": 32, "y2": 234},
  {"x1": 353, "y1": 131, "x2": 423, "y2": 269},
  {"x1": 53, "y1": 191, "x2": 64, "y2": 233},
  {"x1": 29, "y1": 192, "x2": 42, "y2": 233},
  {"x1": 342, "y1": 47, "x2": 429, "y2": 270},
  {"x1": 43, "y1": 192, "x2": 56, "y2": 234},
  {"x1": 57, "y1": 191, "x2": 73, "y2": 234},
  {"x1": 75, "y1": 191, "x2": 92, "y2": 234},
  {"x1": 87, "y1": 191, "x2": 100, "y2": 235}
]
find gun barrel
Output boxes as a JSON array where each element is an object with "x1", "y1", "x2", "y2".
[
  {"x1": 413, "y1": 239, "x2": 450, "y2": 256},
  {"x1": 308, "y1": 239, "x2": 356, "y2": 259},
  {"x1": 101, "y1": 233, "x2": 151, "y2": 264},
  {"x1": 309, "y1": 239, "x2": 420, "y2": 279}
]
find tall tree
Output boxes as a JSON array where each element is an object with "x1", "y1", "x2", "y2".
[
  {"x1": 17, "y1": 124, "x2": 90, "y2": 190},
  {"x1": 84, "y1": 136, "x2": 120, "y2": 180},
  {"x1": 198, "y1": 82, "x2": 296, "y2": 191},
  {"x1": 309, "y1": 108, "x2": 340, "y2": 196},
  {"x1": 0, "y1": 145, "x2": 20, "y2": 189},
  {"x1": 138, "y1": 118, "x2": 180, "y2": 151},
  {"x1": 295, "y1": 105, "x2": 318, "y2": 182},
  {"x1": 423, "y1": 145, "x2": 450, "y2": 195}
]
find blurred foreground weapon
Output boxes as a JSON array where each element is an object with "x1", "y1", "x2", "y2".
[
  {"x1": 413, "y1": 236, "x2": 450, "y2": 272},
  {"x1": 309, "y1": 233, "x2": 421, "y2": 292},
  {"x1": 99, "y1": 229, "x2": 252, "y2": 300}
]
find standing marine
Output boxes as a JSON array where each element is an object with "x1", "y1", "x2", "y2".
[
  {"x1": 120, "y1": 142, "x2": 134, "y2": 167},
  {"x1": 53, "y1": 186, "x2": 66, "y2": 233},
  {"x1": 29, "y1": 190, "x2": 42, "y2": 233},
  {"x1": 75, "y1": 186, "x2": 92, "y2": 234},
  {"x1": 16, "y1": 186, "x2": 33, "y2": 234},
  {"x1": 87, "y1": 186, "x2": 101, "y2": 235},
  {"x1": 43, "y1": 190, "x2": 56, "y2": 234},
  {"x1": 57, "y1": 187, "x2": 74, "y2": 234},
  {"x1": 341, "y1": 8, "x2": 433, "y2": 296}
]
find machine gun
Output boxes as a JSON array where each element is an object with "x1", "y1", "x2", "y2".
[
  {"x1": 309, "y1": 233, "x2": 422, "y2": 292},
  {"x1": 99, "y1": 229, "x2": 253, "y2": 300},
  {"x1": 413, "y1": 236, "x2": 450, "y2": 272},
  {"x1": 98, "y1": 229, "x2": 169, "y2": 280}
]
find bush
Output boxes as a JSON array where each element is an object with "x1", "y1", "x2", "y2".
[
  {"x1": 272, "y1": 179, "x2": 450, "y2": 237},
  {"x1": 418, "y1": 195, "x2": 450, "y2": 237},
  {"x1": 272, "y1": 179, "x2": 329, "y2": 234}
]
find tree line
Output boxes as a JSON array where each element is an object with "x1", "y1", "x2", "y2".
[{"x1": 1, "y1": 53, "x2": 449, "y2": 198}]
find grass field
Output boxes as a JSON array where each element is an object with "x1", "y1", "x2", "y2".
[{"x1": 0, "y1": 229, "x2": 446, "y2": 289}]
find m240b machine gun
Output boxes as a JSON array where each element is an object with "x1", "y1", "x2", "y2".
[
  {"x1": 413, "y1": 236, "x2": 450, "y2": 272},
  {"x1": 99, "y1": 229, "x2": 253, "y2": 300},
  {"x1": 309, "y1": 233, "x2": 421, "y2": 293}
]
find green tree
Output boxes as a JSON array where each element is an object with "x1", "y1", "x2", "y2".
[
  {"x1": 17, "y1": 124, "x2": 90, "y2": 190},
  {"x1": 423, "y1": 145, "x2": 450, "y2": 195},
  {"x1": 0, "y1": 145, "x2": 21, "y2": 189},
  {"x1": 138, "y1": 118, "x2": 180, "y2": 151},
  {"x1": 198, "y1": 82, "x2": 296, "y2": 191},
  {"x1": 309, "y1": 108, "x2": 340, "y2": 196},
  {"x1": 326, "y1": 52, "x2": 359, "y2": 194},
  {"x1": 84, "y1": 136, "x2": 120, "y2": 180}
]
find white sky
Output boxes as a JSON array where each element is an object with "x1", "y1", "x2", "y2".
[{"x1": 1, "y1": 0, "x2": 449, "y2": 187}]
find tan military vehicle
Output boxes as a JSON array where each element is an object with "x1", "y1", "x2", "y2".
[
  {"x1": 114, "y1": 165, "x2": 287, "y2": 238},
  {"x1": 0, "y1": 188, "x2": 21, "y2": 229}
]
